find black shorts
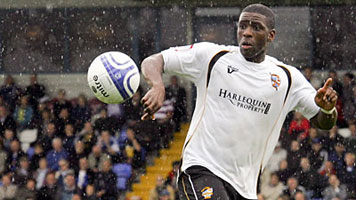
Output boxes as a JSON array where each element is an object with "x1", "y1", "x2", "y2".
[{"x1": 178, "y1": 166, "x2": 254, "y2": 200}]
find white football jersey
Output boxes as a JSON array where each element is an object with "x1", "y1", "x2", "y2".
[{"x1": 161, "y1": 42, "x2": 319, "y2": 199}]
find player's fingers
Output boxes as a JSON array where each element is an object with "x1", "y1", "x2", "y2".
[
  {"x1": 324, "y1": 88, "x2": 335, "y2": 101},
  {"x1": 327, "y1": 91, "x2": 337, "y2": 102},
  {"x1": 141, "y1": 95, "x2": 148, "y2": 104},
  {"x1": 322, "y1": 78, "x2": 333, "y2": 90},
  {"x1": 331, "y1": 95, "x2": 338, "y2": 102},
  {"x1": 141, "y1": 113, "x2": 151, "y2": 120},
  {"x1": 316, "y1": 88, "x2": 325, "y2": 99}
]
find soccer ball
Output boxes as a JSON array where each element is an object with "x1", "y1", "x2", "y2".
[{"x1": 87, "y1": 51, "x2": 140, "y2": 104}]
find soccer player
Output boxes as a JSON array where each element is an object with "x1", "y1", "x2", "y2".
[{"x1": 140, "y1": 4, "x2": 337, "y2": 200}]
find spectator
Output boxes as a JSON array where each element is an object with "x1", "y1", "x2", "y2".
[
  {"x1": 282, "y1": 177, "x2": 305, "y2": 200},
  {"x1": 35, "y1": 109, "x2": 53, "y2": 136},
  {"x1": 322, "y1": 174, "x2": 347, "y2": 200},
  {"x1": 300, "y1": 127, "x2": 319, "y2": 154},
  {"x1": 288, "y1": 112, "x2": 310, "y2": 141},
  {"x1": 56, "y1": 108, "x2": 75, "y2": 136},
  {"x1": 123, "y1": 88, "x2": 143, "y2": 128},
  {"x1": 158, "y1": 189, "x2": 171, "y2": 200},
  {"x1": 107, "y1": 103, "x2": 125, "y2": 126},
  {"x1": 0, "y1": 174, "x2": 18, "y2": 200},
  {"x1": 165, "y1": 161, "x2": 180, "y2": 197},
  {"x1": 6, "y1": 139, "x2": 25, "y2": 172},
  {"x1": 328, "y1": 140, "x2": 346, "y2": 173},
  {"x1": 338, "y1": 152, "x2": 356, "y2": 198},
  {"x1": 76, "y1": 122, "x2": 97, "y2": 155},
  {"x1": 342, "y1": 72, "x2": 355, "y2": 123},
  {"x1": 84, "y1": 184, "x2": 96, "y2": 200},
  {"x1": 3, "y1": 128, "x2": 16, "y2": 151},
  {"x1": 149, "y1": 175, "x2": 175, "y2": 200},
  {"x1": 165, "y1": 75, "x2": 187, "y2": 131},
  {"x1": 13, "y1": 156, "x2": 32, "y2": 186},
  {"x1": 88, "y1": 144, "x2": 110, "y2": 172},
  {"x1": 319, "y1": 161, "x2": 336, "y2": 179},
  {"x1": 30, "y1": 143, "x2": 46, "y2": 171},
  {"x1": 323, "y1": 70, "x2": 346, "y2": 127},
  {"x1": 38, "y1": 122, "x2": 57, "y2": 152},
  {"x1": 72, "y1": 194, "x2": 82, "y2": 200},
  {"x1": 72, "y1": 94, "x2": 91, "y2": 130},
  {"x1": 69, "y1": 140, "x2": 87, "y2": 171},
  {"x1": 276, "y1": 159, "x2": 293, "y2": 184},
  {"x1": 260, "y1": 173, "x2": 284, "y2": 200},
  {"x1": 55, "y1": 173, "x2": 80, "y2": 200},
  {"x1": 265, "y1": 141, "x2": 287, "y2": 172},
  {"x1": 0, "y1": 139, "x2": 7, "y2": 174},
  {"x1": 294, "y1": 192, "x2": 306, "y2": 200},
  {"x1": 345, "y1": 85, "x2": 356, "y2": 122},
  {"x1": 125, "y1": 128, "x2": 145, "y2": 169},
  {"x1": 133, "y1": 120, "x2": 159, "y2": 152},
  {"x1": 302, "y1": 66, "x2": 321, "y2": 89},
  {"x1": 307, "y1": 138, "x2": 328, "y2": 172},
  {"x1": 0, "y1": 105, "x2": 16, "y2": 136},
  {"x1": 55, "y1": 159, "x2": 74, "y2": 187},
  {"x1": 322, "y1": 125, "x2": 344, "y2": 153},
  {"x1": 295, "y1": 157, "x2": 324, "y2": 199},
  {"x1": 63, "y1": 124, "x2": 76, "y2": 155},
  {"x1": 37, "y1": 172, "x2": 58, "y2": 200},
  {"x1": 25, "y1": 73, "x2": 46, "y2": 111},
  {"x1": 52, "y1": 89, "x2": 72, "y2": 119},
  {"x1": 13, "y1": 95, "x2": 33, "y2": 130},
  {"x1": 0, "y1": 75, "x2": 22, "y2": 111},
  {"x1": 93, "y1": 108, "x2": 119, "y2": 135},
  {"x1": 15, "y1": 178, "x2": 37, "y2": 200},
  {"x1": 46, "y1": 137, "x2": 68, "y2": 171},
  {"x1": 97, "y1": 130, "x2": 122, "y2": 163},
  {"x1": 34, "y1": 157, "x2": 49, "y2": 190},
  {"x1": 287, "y1": 140, "x2": 304, "y2": 174},
  {"x1": 93, "y1": 160, "x2": 118, "y2": 200},
  {"x1": 154, "y1": 99, "x2": 175, "y2": 149},
  {"x1": 346, "y1": 123, "x2": 356, "y2": 154},
  {"x1": 76, "y1": 157, "x2": 94, "y2": 190},
  {"x1": 324, "y1": 70, "x2": 343, "y2": 99},
  {"x1": 0, "y1": 95, "x2": 7, "y2": 108}
]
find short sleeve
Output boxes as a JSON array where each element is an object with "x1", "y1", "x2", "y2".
[
  {"x1": 290, "y1": 67, "x2": 320, "y2": 119},
  {"x1": 161, "y1": 42, "x2": 219, "y2": 83}
]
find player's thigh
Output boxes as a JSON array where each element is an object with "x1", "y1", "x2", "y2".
[{"x1": 178, "y1": 169, "x2": 229, "y2": 200}]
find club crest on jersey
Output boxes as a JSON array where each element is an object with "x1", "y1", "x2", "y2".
[
  {"x1": 201, "y1": 187, "x2": 213, "y2": 199},
  {"x1": 227, "y1": 65, "x2": 239, "y2": 74},
  {"x1": 271, "y1": 73, "x2": 281, "y2": 91}
]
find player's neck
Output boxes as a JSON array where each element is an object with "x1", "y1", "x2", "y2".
[{"x1": 245, "y1": 52, "x2": 266, "y2": 63}]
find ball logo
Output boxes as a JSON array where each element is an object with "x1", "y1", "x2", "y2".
[
  {"x1": 93, "y1": 75, "x2": 109, "y2": 97},
  {"x1": 114, "y1": 73, "x2": 122, "y2": 79},
  {"x1": 91, "y1": 86, "x2": 97, "y2": 93}
]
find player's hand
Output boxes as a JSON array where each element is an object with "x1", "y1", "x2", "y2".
[
  {"x1": 315, "y1": 78, "x2": 337, "y2": 111},
  {"x1": 141, "y1": 85, "x2": 165, "y2": 120}
]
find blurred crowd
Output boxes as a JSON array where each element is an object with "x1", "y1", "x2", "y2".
[
  {"x1": 257, "y1": 69, "x2": 356, "y2": 200},
  {"x1": 0, "y1": 74, "x2": 187, "y2": 200},
  {"x1": 0, "y1": 69, "x2": 354, "y2": 200}
]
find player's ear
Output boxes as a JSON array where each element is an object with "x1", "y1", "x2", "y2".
[{"x1": 267, "y1": 29, "x2": 276, "y2": 42}]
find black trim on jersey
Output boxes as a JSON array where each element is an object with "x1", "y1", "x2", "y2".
[
  {"x1": 207, "y1": 50, "x2": 229, "y2": 87},
  {"x1": 276, "y1": 65, "x2": 292, "y2": 104}
]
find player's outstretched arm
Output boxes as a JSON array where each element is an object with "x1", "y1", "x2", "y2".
[
  {"x1": 140, "y1": 53, "x2": 165, "y2": 120},
  {"x1": 310, "y1": 78, "x2": 338, "y2": 130}
]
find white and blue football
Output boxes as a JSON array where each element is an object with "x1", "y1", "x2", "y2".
[{"x1": 87, "y1": 51, "x2": 140, "y2": 104}]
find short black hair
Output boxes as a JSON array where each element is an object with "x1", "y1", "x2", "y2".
[
  {"x1": 344, "y1": 72, "x2": 355, "y2": 80},
  {"x1": 241, "y1": 4, "x2": 275, "y2": 29}
]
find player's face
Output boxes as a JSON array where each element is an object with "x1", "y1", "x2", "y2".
[{"x1": 237, "y1": 12, "x2": 275, "y2": 63}]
